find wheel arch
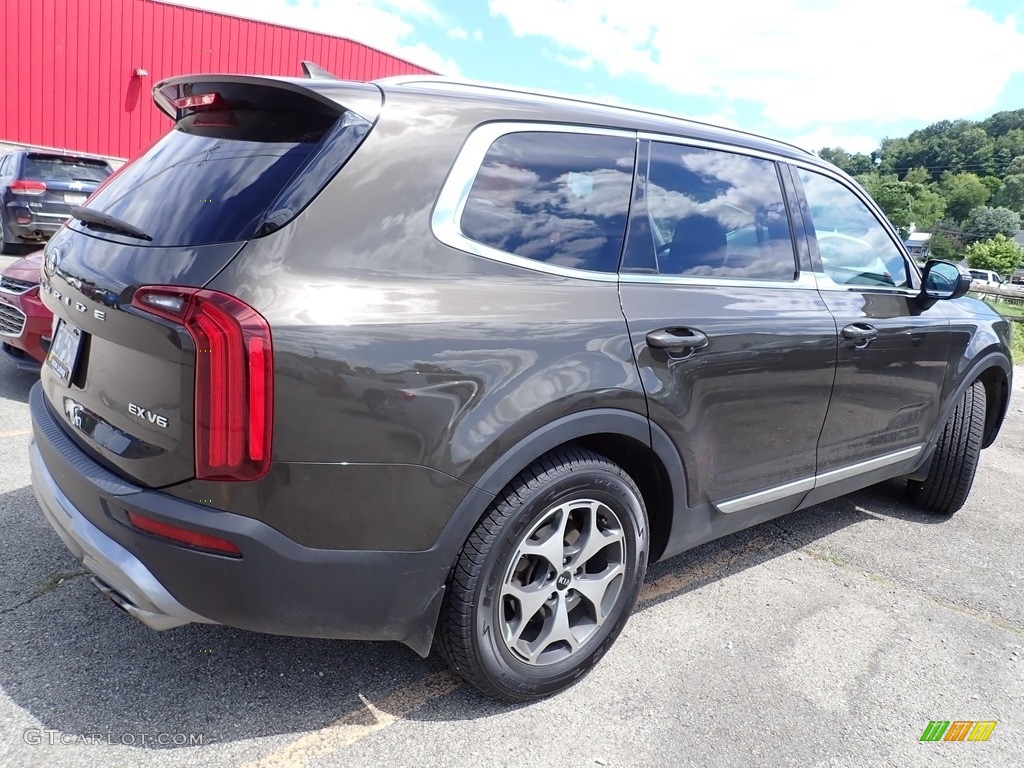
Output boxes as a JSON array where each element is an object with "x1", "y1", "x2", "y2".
[
  {"x1": 403, "y1": 409, "x2": 687, "y2": 656},
  {"x1": 907, "y1": 352, "x2": 1012, "y2": 480}
]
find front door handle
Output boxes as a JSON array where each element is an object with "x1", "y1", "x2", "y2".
[
  {"x1": 842, "y1": 323, "x2": 878, "y2": 347},
  {"x1": 646, "y1": 328, "x2": 708, "y2": 354}
]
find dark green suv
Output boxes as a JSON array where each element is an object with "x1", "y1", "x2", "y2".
[{"x1": 29, "y1": 70, "x2": 1012, "y2": 701}]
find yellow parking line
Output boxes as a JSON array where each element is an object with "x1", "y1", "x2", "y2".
[
  {"x1": 243, "y1": 532, "x2": 774, "y2": 767},
  {"x1": 243, "y1": 670, "x2": 461, "y2": 768},
  {"x1": 640, "y1": 533, "x2": 772, "y2": 604},
  {"x1": 0, "y1": 429, "x2": 31, "y2": 438}
]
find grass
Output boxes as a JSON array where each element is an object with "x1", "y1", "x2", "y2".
[
  {"x1": 970, "y1": 293, "x2": 1024, "y2": 363},
  {"x1": 1012, "y1": 322, "x2": 1024, "y2": 364}
]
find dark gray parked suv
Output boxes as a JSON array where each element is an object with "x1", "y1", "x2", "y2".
[
  {"x1": 0, "y1": 149, "x2": 113, "y2": 253},
  {"x1": 29, "y1": 70, "x2": 1013, "y2": 701}
]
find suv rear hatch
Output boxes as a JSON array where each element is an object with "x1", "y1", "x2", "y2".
[
  {"x1": 38, "y1": 73, "x2": 381, "y2": 488},
  {"x1": 8, "y1": 154, "x2": 112, "y2": 233}
]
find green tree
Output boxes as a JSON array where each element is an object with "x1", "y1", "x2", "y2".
[
  {"x1": 904, "y1": 167, "x2": 931, "y2": 186},
  {"x1": 909, "y1": 188, "x2": 946, "y2": 231},
  {"x1": 857, "y1": 172, "x2": 913, "y2": 236},
  {"x1": 817, "y1": 147, "x2": 876, "y2": 176},
  {"x1": 903, "y1": 166, "x2": 946, "y2": 230},
  {"x1": 962, "y1": 205, "x2": 1021, "y2": 243},
  {"x1": 927, "y1": 230, "x2": 960, "y2": 261},
  {"x1": 939, "y1": 172, "x2": 991, "y2": 222},
  {"x1": 964, "y1": 234, "x2": 1024, "y2": 276},
  {"x1": 994, "y1": 174, "x2": 1024, "y2": 214}
]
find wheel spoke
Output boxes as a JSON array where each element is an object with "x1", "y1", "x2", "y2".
[
  {"x1": 570, "y1": 503, "x2": 624, "y2": 569},
  {"x1": 523, "y1": 592, "x2": 578, "y2": 663},
  {"x1": 572, "y1": 564, "x2": 625, "y2": 625},
  {"x1": 520, "y1": 506, "x2": 569, "y2": 570},
  {"x1": 500, "y1": 580, "x2": 552, "y2": 644}
]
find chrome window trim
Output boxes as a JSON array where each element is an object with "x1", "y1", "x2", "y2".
[
  {"x1": 619, "y1": 270, "x2": 818, "y2": 291},
  {"x1": 715, "y1": 445, "x2": 924, "y2": 514},
  {"x1": 432, "y1": 121, "x2": 637, "y2": 283},
  {"x1": 636, "y1": 132, "x2": 791, "y2": 164},
  {"x1": 812, "y1": 273, "x2": 921, "y2": 296}
]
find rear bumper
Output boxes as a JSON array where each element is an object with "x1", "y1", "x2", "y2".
[
  {"x1": 30, "y1": 441, "x2": 214, "y2": 630},
  {"x1": 28, "y1": 383, "x2": 453, "y2": 653},
  {"x1": 4, "y1": 209, "x2": 67, "y2": 241}
]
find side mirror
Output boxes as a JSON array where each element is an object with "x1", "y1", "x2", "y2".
[{"x1": 920, "y1": 260, "x2": 972, "y2": 301}]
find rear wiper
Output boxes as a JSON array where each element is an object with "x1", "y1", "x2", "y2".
[{"x1": 70, "y1": 207, "x2": 152, "y2": 242}]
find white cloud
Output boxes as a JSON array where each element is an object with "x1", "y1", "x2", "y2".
[
  {"x1": 489, "y1": 0, "x2": 1024, "y2": 131},
  {"x1": 473, "y1": 29, "x2": 484, "y2": 42},
  {"x1": 156, "y1": 0, "x2": 458, "y2": 74},
  {"x1": 790, "y1": 127, "x2": 880, "y2": 155},
  {"x1": 552, "y1": 51, "x2": 594, "y2": 71},
  {"x1": 448, "y1": 27, "x2": 468, "y2": 40}
]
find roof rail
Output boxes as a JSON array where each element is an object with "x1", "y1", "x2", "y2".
[{"x1": 375, "y1": 75, "x2": 815, "y2": 159}]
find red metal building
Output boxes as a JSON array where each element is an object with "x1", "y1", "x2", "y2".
[{"x1": 0, "y1": 0, "x2": 432, "y2": 160}]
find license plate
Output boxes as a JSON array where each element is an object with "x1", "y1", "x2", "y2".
[
  {"x1": 46, "y1": 320, "x2": 83, "y2": 384},
  {"x1": 64, "y1": 193, "x2": 87, "y2": 205}
]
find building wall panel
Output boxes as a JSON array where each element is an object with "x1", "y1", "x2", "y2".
[{"x1": 1, "y1": 0, "x2": 432, "y2": 159}]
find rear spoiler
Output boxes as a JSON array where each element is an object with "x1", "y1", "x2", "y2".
[{"x1": 152, "y1": 71, "x2": 383, "y2": 124}]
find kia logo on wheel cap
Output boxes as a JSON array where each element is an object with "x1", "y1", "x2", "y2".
[{"x1": 556, "y1": 571, "x2": 572, "y2": 590}]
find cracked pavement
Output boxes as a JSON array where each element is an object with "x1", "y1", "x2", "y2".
[{"x1": 0, "y1": 292, "x2": 1021, "y2": 766}]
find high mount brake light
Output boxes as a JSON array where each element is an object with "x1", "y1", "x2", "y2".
[
  {"x1": 172, "y1": 93, "x2": 223, "y2": 110},
  {"x1": 132, "y1": 287, "x2": 273, "y2": 481}
]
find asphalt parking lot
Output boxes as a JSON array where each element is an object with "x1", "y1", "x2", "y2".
[{"x1": 0, "y1": 285, "x2": 1021, "y2": 767}]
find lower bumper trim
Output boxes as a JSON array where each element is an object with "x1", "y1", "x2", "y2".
[{"x1": 29, "y1": 441, "x2": 215, "y2": 631}]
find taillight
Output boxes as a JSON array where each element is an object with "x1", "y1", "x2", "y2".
[
  {"x1": 132, "y1": 287, "x2": 273, "y2": 481},
  {"x1": 10, "y1": 180, "x2": 46, "y2": 195},
  {"x1": 127, "y1": 511, "x2": 242, "y2": 556}
]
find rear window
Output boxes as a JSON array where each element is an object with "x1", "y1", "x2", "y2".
[
  {"x1": 75, "y1": 86, "x2": 370, "y2": 247},
  {"x1": 24, "y1": 155, "x2": 111, "y2": 183}
]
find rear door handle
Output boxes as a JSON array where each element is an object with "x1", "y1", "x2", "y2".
[
  {"x1": 842, "y1": 323, "x2": 878, "y2": 347},
  {"x1": 646, "y1": 328, "x2": 708, "y2": 354}
]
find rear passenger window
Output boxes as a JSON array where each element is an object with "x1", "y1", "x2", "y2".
[
  {"x1": 797, "y1": 169, "x2": 910, "y2": 289},
  {"x1": 459, "y1": 132, "x2": 635, "y2": 273},
  {"x1": 622, "y1": 142, "x2": 796, "y2": 280}
]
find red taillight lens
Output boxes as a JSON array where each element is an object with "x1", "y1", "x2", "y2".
[
  {"x1": 132, "y1": 287, "x2": 273, "y2": 481},
  {"x1": 127, "y1": 511, "x2": 242, "y2": 556},
  {"x1": 10, "y1": 180, "x2": 46, "y2": 195}
]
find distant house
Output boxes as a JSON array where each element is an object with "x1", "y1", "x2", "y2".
[{"x1": 903, "y1": 232, "x2": 932, "y2": 261}]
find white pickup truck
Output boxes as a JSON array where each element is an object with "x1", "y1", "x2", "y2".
[{"x1": 969, "y1": 269, "x2": 1024, "y2": 298}]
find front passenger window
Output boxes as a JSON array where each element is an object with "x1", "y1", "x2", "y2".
[{"x1": 797, "y1": 169, "x2": 910, "y2": 289}]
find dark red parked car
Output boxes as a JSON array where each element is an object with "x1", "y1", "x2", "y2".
[{"x1": 0, "y1": 251, "x2": 49, "y2": 370}]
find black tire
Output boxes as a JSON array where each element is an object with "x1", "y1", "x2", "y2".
[
  {"x1": 436, "y1": 447, "x2": 649, "y2": 701},
  {"x1": 0, "y1": 218, "x2": 16, "y2": 255},
  {"x1": 908, "y1": 381, "x2": 986, "y2": 515}
]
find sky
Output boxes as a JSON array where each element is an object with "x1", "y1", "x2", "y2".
[{"x1": 165, "y1": 0, "x2": 1024, "y2": 155}]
